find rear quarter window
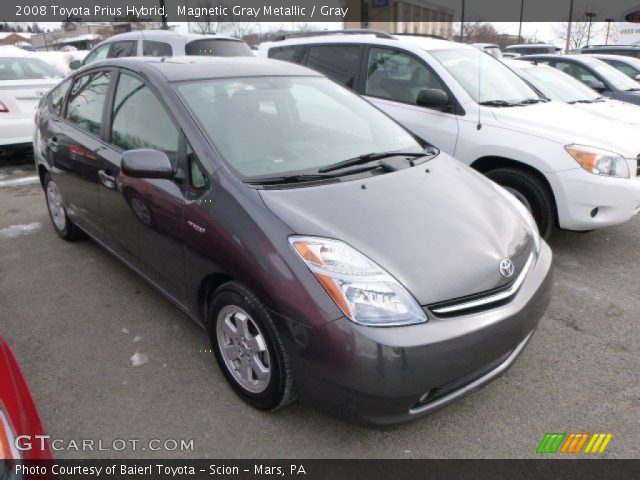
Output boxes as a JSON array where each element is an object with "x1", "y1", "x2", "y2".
[{"x1": 268, "y1": 45, "x2": 304, "y2": 63}]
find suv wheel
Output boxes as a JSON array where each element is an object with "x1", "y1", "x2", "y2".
[
  {"x1": 208, "y1": 281, "x2": 295, "y2": 410},
  {"x1": 486, "y1": 168, "x2": 556, "y2": 240},
  {"x1": 44, "y1": 174, "x2": 83, "y2": 241}
]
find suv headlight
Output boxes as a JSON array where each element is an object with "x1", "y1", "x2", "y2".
[
  {"x1": 566, "y1": 144, "x2": 629, "y2": 178},
  {"x1": 289, "y1": 236, "x2": 427, "y2": 327},
  {"x1": 494, "y1": 184, "x2": 541, "y2": 254}
]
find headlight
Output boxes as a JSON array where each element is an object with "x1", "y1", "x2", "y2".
[
  {"x1": 494, "y1": 184, "x2": 541, "y2": 254},
  {"x1": 565, "y1": 144, "x2": 629, "y2": 178},
  {"x1": 289, "y1": 236, "x2": 427, "y2": 327}
]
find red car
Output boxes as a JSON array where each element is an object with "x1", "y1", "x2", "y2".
[{"x1": 0, "y1": 337, "x2": 50, "y2": 472}]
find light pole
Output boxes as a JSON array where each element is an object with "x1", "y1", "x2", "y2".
[
  {"x1": 517, "y1": 0, "x2": 525, "y2": 43},
  {"x1": 605, "y1": 18, "x2": 614, "y2": 44},
  {"x1": 586, "y1": 12, "x2": 597, "y2": 46},
  {"x1": 460, "y1": 0, "x2": 466, "y2": 42},
  {"x1": 565, "y1": 0, "x2": 574, "y2": 53}
]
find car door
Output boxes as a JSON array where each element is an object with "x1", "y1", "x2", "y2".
[
  {"x1": 360, "y1": 46, "x2": 459, "y2": 154},
  {"x1": 97, "y1": 70, "x2": 187, "y2": 301},
  {"x1": 50, "y1": 69, "x2": 113, "y2": 237}
]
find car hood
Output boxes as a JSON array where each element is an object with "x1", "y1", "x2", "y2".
[
  {"x1": 488, "y1": 101, "x2": 640, "y2": 158},
  {"x1": 576, "y1": 99, "x2": 640, "y2": 128},
  {"x1": 259, "y1": 154, "x2": 535, "y2": 306}
]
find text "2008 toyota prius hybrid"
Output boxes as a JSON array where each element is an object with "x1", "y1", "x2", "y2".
[{"x1": 34, "y1": 57, "x2": 553, "y2": 427}]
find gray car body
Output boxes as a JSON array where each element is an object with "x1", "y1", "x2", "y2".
[{"x1": 34, "y1": 57, "x2": 553, "y2": 426}]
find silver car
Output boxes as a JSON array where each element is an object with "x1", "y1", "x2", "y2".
[{"x1": 72, "y1": 30, "x2": 252, "y2": 69}]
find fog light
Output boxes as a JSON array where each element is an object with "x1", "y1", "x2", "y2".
[
  {"x1": 418, "y1": 391, "x2": 432, "y2": 404},
  {"x1": 590, "y1": 208, "x2": 599, "y2": 218}
]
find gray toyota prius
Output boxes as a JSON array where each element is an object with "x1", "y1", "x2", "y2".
[{"x1": 34, "y1": 56, "x2": 553, "y2": 427}]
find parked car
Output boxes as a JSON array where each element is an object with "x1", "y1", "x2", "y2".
[
  {"x1": 0, "y1": 336, "x2": 52, "y2": 470},
  {"x1": 585, "y1": 53, "x2": 640, "y2": 82},
  {"x1": 34, "y1": 56, "x2": 553, "y2": 427},
  {"x1": 520, "y1": 54, "x2": 640, "y2": 105},
  {"x1": 72, "y1": 30, "x2": 253, "y2": 69},
  {"x1": 576, "y1": 44, "x2": 640, "y2": 59},
  {"x1": 502, "y1": 52, "x2": 521, "y2": 59},
  {"x1": 259, "y1": 32, "x2": 640, "y2": 237},
  {"x1": 0, "y1": 48, "x2": 65, "y2": 153},
  {"x1": 504, "y1": 44, "x2": 561, "y2": 55},
  {"x1": 471, "y1": 43, "x2": 502, "y2": 58},
  {"x1": 507, "y1": 60, "x2": 640, "y2": 127}
]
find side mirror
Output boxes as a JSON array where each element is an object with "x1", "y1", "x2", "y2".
[
  {"x1": 69, "y1": 60, "x2": 82, "y2": 70},
  {"x1": 584, "y1": 79, "x2": 607, "y2": 92},
  {"x1": 121, "y1": 149, "x2": 174, "y2": 179},
  {"x1": 416, "y1": 88, "x2": 450, "y2": 111}
]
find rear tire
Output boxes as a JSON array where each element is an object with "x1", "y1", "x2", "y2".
[
  {"x1": 486, "y1": 168, "x2": 556, "y2": 240},
  {"x1": 44, "y1": 173, "x2": 83, "y2": 241},
  {"x1": 207, "y1": 281, "x2": 296, "y2": 411}
]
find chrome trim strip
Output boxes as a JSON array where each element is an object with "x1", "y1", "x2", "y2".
[
  {"x1": 431, "y1": 253, "x2": 535, "y2": 315},
  {"x1": 409, "y1": 330, "x2": 534, "y2": 415}
]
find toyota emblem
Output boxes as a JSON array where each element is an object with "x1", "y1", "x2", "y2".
[{"x1": 499, "y1": 259, "x2": 515, "y2": 278}]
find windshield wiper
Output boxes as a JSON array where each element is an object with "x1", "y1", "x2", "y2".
[
  {"x1": 244, "y1": 173, "x2": 339, "y2": 186},
  {"x1": 515, "y1": 98, "x2": 546, "y2": 105},
  {"x1": 478, "y1": 100, "x2": 518, "y2": 107},
  {"x1": 568, "y1": 99, "x2": 597, "y2": 104},
  {"x1": 318, "y1": 151, "x2": 433, "y2": 174},
  {"x1": 625, "y1": 88, "x2": 640, "y2": 92}
]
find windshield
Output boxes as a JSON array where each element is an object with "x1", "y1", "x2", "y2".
[
  {"x1": 584, "y1": 58, "x2": 640, "y2": 91},
  {"x1": 177, "y1": 76, "x2": 422, "y2": 180},
  {"x1": 185, "y1": 39, "x2": 253, "y2": 57},
  {"x1": 520, "y1": 65, "x2": 600, "y2": 102},
  {"x1": 0, "y1": 57, "x2": 64, "y2": 80},
  {"x1": 430, "y1": 48, "x2": 540, "y2": 104}
]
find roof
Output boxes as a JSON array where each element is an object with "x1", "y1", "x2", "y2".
[
  {"x1": 584, "y1": 53, "x2": 640, "y2": 65},
  {"x1": 54, "y1": 34, "x2": 101, "y2": 44},
  {"x1": 261, "y1": 32, "x2": 470, "y2": 53},
  {"x1": 90, "y1": 56, "x2": 322, "y2": 82},
  {"x1": 101, "y1": 29, "x2": 239, "y2": 42},
  {"x1": 505, "y1": 43, "x2": 557, "y2": 48}
]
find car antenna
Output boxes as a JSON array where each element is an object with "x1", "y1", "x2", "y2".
[{"x1": 477, "y1": 50, "x2": 483, "y2": 130}]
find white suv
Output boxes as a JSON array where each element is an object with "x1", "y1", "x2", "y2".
[{"x1": 258, "y1": 32, "x2": 640, "y2": 238}]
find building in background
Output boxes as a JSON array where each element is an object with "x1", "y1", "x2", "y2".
[
  {"x1": 614, "y1": 22, "x2": 640, "y2": 45},
  {"x1": 344, "y1": 0, "x2": 455, "y2": 38},
  {"x1": 30, "y1": 21, "x2": 161, "y2": 51},
  {"x1": 0, "y1": 32, "x2": 32, "y2": 46}
]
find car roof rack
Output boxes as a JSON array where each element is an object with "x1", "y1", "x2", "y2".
[
  {"x1": 393, "y1": 33, "x2": 448, "y2": 40},
  {"x1": 272, "y1": 29, "x2": 396, "y2": 41}
]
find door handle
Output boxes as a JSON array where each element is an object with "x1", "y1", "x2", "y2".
[{"x1": 98, "y1": 169, "x2": 116, "y2": 189}]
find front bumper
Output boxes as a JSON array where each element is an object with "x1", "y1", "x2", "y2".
[
  {"x1": 551, "y1": 167, "x2": 640, "y2": 230},
  {"x1": 0, "y1": 116, "x2": 34, "y2": 147},
  {"x1": 283, "y1": 242, "x2": 553, "y2": 427}
]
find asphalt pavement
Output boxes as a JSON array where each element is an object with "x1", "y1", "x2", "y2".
[{"x1": 1, "y1": 158, "x2": 638, "y2": 459}]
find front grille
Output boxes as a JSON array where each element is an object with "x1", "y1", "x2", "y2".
[{"x1": 427, "y1": 253, "x2": 535, "y2": 317}]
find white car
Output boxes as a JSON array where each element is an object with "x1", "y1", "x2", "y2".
[
  {"x1": 507, "y1": 59, "x2": 640, "y2": 128},
  {"x1": 0, "y1": 48, "x2": 65, "y2": 152},
  {"x1": 258, "y1": 32, "x2": 640, "y2": 237}
]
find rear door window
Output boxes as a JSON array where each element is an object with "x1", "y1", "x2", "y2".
[
  {"x1": 49, "y1": 78, "x2": 72, "y2": 116},
  {"x1": 109, "y1": 41, "x2": 137, "y2": 58},
  {"x1": 143, "y1": 40, "x2": 173, "y2": 57},
  {"x1": 554, "y1": 61, "x2": 599, "y2": 84},
  {"x1": 305, "y1": 45, "x2": 362, "y2": 89},
  {"x1": 66, "y1": 71, "x2": 111, "y2": 136},
  {"x1": 110, "y1": 73, "x2": 180, "y2": 166}
]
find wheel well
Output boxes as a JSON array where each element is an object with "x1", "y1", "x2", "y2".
[
  {"x1": 38, "y1": 165, "x2": 48, "y2": 189},
  {"x1": 470, "y1": 156, "x2": 558, "y2": 225},
  {"x1": 198, "y1": 273, "x2": 233, "y2": 325}
]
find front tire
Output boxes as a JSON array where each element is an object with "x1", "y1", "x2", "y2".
[
  {"x1": 486, "y1": 168, "x2": 556, "y2": 240},
  {"x1": 44, "y1": 174, "x2": 83, "y2": 241},
  {"x1": 208, "y1": 281, "x2": 295, "y2": 410}
]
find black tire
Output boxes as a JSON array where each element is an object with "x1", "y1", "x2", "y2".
[
  {"x1": 486, "y1": 168, "x2": 556, "y2": 240},
  {"x1": 43, "y1": 173, "x2": 83, "y2": 241},
  {"x1": 207, "y1": 281, "x2": 295, "y2": 411}
]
